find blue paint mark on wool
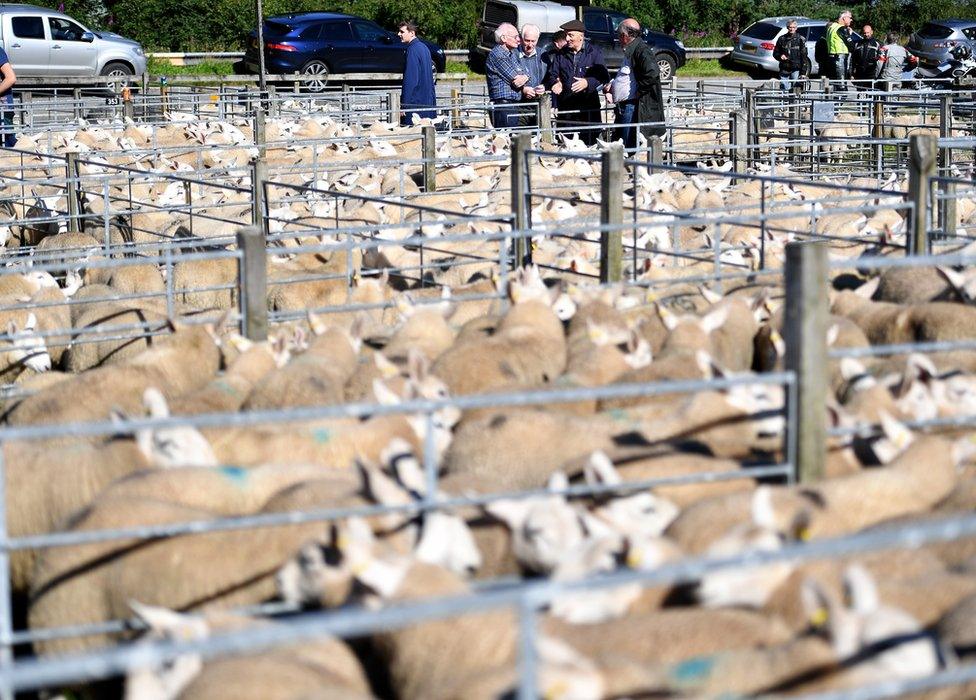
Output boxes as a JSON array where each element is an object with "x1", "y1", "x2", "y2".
[
  {"x1": 218, "y1": 466, "x2": 249, "y2": 485},
  {"x1": 671, "y1": 655, "x2": 716, "y2": 684}
]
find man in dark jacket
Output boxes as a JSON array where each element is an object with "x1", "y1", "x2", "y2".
[
  {"x1": 774, "y1": 20, "x2": 807, "y2": 90},
  {"x1": 852, "y1": 24, "x2": 882, "y2": 87},
  {"x1": 398, "y1": 21, "x2": 436, "y2": 125},
  {"x1": 544, "y1": 19, "x2": 610, "y2": 145},
  {"x1": 617, "y1": 18, "x2": 664, "y2": 147}
]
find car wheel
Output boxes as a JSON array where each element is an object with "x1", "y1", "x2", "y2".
[
  {"x1": 300, "y1": 60, "x2": 330, "y2": 92},
  {"x1": 657, "y1": 54, "x2": 677, "y2": 81},
  {"x1": 100, "y1": 61, "x2": 134, "y2": 93}
]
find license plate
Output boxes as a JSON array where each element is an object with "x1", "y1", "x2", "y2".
[{"x1": 743, "y1": 44, "x2": 757, "y2": 52}]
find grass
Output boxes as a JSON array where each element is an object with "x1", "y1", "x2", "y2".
[
  {"x1": 678, "y1": 58, "x2": 746, "y2": 78},
  {"x1": 444, "y1": 60, "x2": 479, "y2": 76},
  {"x1": 146, "y1": 57, "x2": 235, "y2": 75}
]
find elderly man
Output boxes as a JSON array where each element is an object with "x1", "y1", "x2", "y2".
[
  {"x1": 773, "y1": 20, "x2": 806, "y2": 91},
  {"x1": 517, "y1": 23, "x2": 545, "y2": 125},
  {"x1": 485, "y1": 22, "x2": 530, "y2": 129},
  {"x1": 826, "y1": 10, "x2": 855, "y2": 83},
  {"x1": 544, "y1": 19, "x2": 610, "y2": 145},
  {"x1": 612, "y1": 18, "x2": 663, "y2": 149}
]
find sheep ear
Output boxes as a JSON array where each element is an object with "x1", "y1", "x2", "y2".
[
  {"x1": 381, "y1": 438, "x2": 426, "y2": 496},
  {"x1": 372, "y1": 378, "x2": 401, "y2": 406},
  {"x1": 699, "y1": 285, "x2": 723, "y2": 305},
  {"x1": 340, "y1": 516, "x2": 376, "y2": 556},
  {"x1": 584, "y1": 451, "x2": 621, "y2": 486},
  {"x1": 5, "y1": 319, "x2": 16, "y2": 337},
  {"x1": 800, "y1": 579, "x2": 833, "y2": 630},
  {"x1": 936, "y1": 266, "x2": 966, "y2": 296},
  {"x1": 307, "y1": 311, "x2": 328, "y2": 336},
  {"x1": 143, "y1": 387, "x2": 170, "y2": 419},
  {"x1": 826, "y1": 323, "x2": 840, "y2": 347},
  {"x1": 547, "y1": 471, "x2": 569, "y2": 493},
  {"x1": 854, "y1": 276, "x2": 880, "y2": 299},
  {"x1": 484, "y1": 499, "x2": 531, "y2": 529},
  {"x1": 843, "y1": 563, "x2": 879, "y2": 614},
  {"x1": 656, "y1": 303, "x2": 679, "y2": 331},
  {"x1": 750, "y1": 485, "x2": 777, "y2": 530},
  {"x1": 879, "y1": 411, "x2": 913, "y2": 453},
  {"x1": 356, "y1": 458, "x2": 410, "y2": 507},
  {"x1": 129, "y1": 601, "x2": 206, "y2": 638},
  {"x1": 24, "y1": 313, "x2": 37, "y2": 331},
  {"x1": 348, "y1": 314, "x2": 367, "y2": 350},
  {"x1": 407, "y1": 348, "x2": 429, "y2": 384},
  {"x1": 905, "y1": 353, "x2": 937, "y2": 384},
  {"x1": 839, "y1": 357, "x2": 867, "y2": 381},
  {"x1": 374, "y1": 352, "x2": 400, "y2": 379},
  {"x1": 700, "y1": 305, "x2": 729, "y2": 334}
]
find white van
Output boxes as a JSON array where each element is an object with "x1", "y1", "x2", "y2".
[{"x1": 0, "y1": 4, "x2": 146, "y2": 86}]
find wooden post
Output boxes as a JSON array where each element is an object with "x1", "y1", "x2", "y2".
[
  {"x1": 65, "y1": 152, "x2": 80, "y2": 233},
  {"x1": 389, "y1": 91, "x2": 401, "y2": 126},
  {"x1": 648, "y1": 135, "x2": 663, "y2": 166},
  {"x1": 73, "y1": 88, "x2": 82, "y2": 120},
  {"x1": 267, "y1": 85, "x2": 278, "y2": 116},
  {"x1": 940, "y1": 93, "x2": 956, "y2": 238},
  {"x1": 599, "y1": 143, "x2": 624, "y2": 283},
  {"x1": 451, "y1": 87, "x2": 461, "y2": 129},
  {"x1": 538, "y1": 92, "x2": 554, "y2": 145},
  {"x1": 251, "y1": 156, "x2": 267, "y2": 229},
  {"x1": 511, "y1": 132, "x2": 530, "y2": 266},
  {"x1": 908, "y1": 133, "x2": 937, "y2": 255},
  {"x1": 784, "y1": 241, "x2": 828, "y2": 483},
  {"x1": 730, "y1": 109, "x2": 747, "y2": 174},
  {"x1": 236, "y1": 226, "x2": 268, "y2": 341},
  {"x1": 422, "y1": 125, "x2": 436, "y2": 193}
]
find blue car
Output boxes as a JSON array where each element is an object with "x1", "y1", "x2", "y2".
[{"x1": 242, "y1": 12, "x2": 446, "y2": 90}]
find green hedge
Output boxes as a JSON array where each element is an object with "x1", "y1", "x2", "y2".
[{"x1": 26, "y1": 0, "x2": 976, "y2": 52}]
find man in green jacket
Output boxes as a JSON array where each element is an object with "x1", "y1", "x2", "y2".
[
  {"x1": 825, "y1": 10, "x2": 855, "y2": 84},
  {"x1": 618, "y1": 18, "x2": 665, "y2": 149}
]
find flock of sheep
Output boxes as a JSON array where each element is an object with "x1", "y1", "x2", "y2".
[{"x1": 0, "y1": 92, "x2": 974, "y2": 699}]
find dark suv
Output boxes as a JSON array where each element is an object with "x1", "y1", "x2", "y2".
[
  {"x1": 241, "y1": 12, "x2": 446, "y2": 89},
  {"x1": 908, "y1": 19, "x2": 976, "y2": 69}
]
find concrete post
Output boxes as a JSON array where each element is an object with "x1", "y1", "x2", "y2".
[
  {"x1": 511, "y1": 132, "x2": 531, "y2": 266},
  {"x1": 599, "y1": 143, "x2": 624, "y2": 283},
  {"x1": 236, "y1": 226, "x2": 268, "y2": 341},
  {"x1": 908, "y1": 133, "x2": 937, "y2": 255},
  {"x1": 422, "y1": 125, "x2": 436, "y2": 192}
]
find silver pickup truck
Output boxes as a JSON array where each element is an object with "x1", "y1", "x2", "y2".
[{"x1": 0, "y1": 4, "x2": 146, "y2": 87}]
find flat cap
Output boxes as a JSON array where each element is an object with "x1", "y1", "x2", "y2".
[{"x1": 560, "y1": 19, "x2": 585, "y2": 33}]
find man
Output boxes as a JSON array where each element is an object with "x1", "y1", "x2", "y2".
[
  {"x1": 878, "y1": 33, "x2": 915, "y2": 90},
  {"x1": 852, "y1": 24, "x2": 882, "y2": 87},
  {"x1": 0, "y1": 44, "x2": 15, "y2": 148},
  {"x1": 544, "y1": 19, "x2": 610, "y2": 145},
  {"x1": 541, "y1": 30, "x2": 567, "y2": 108},
  {"x1": 518, "y1": 23, "x2": 545, "y2": 125},
  {"x1": 485, "y1": 22, "x2": 530, "y2": 129},
  {"x1": 825, "y1": 10, "x2": 855, "y2": 84},
  {"x1": 615, "y1": 18, "x2": 664, "y2": 149},
  {"x1": 397, "y1": 21, "x2": 436, "y2": 125},
  {"x1": 773, "y1": 20, "x2": 806, "y2": 91}
]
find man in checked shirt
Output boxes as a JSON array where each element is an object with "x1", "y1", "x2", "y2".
[{"x1": 485, "y1": 22, "x2": 531, "y2": 129}]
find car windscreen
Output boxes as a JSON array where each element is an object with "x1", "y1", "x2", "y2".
[
  {"x1": 263, "y1": 20, "x2": 294, "y2": 37},
  {"x1": 740, "y1": 22, "x2": 781, "y2": 40},
  {"x1": 916, "y1": 23, "x2": 954, "y2": 39}
]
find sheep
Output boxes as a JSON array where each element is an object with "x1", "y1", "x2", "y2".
[
  {"x1": 243, "y1": 318, "x2": 362, "y2": 412},
  {"x1": 63, "y1": 303, "x2": 170, "y2": 372},
  {"x1": 0, "y1": 312, "x2": 51, "y2": 383},
  {"x1": 124, "y1": 603, "x2": 372, "y2": 700},
  {"x1": 431, "y1": 265, "x2": 571, "y2": 397}
]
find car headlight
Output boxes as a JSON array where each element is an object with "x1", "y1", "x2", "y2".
[
  {"x1": 676, "y1": 40, "x2": 685, "y2": 49},
  {"x1": 134, "y1": 46, "x2": 145, "y2": 56}
]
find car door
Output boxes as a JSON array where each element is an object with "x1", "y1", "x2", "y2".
[
  {"x1": 4, "y1": 14, "x2": 49, "y2": 76},
  {"x1": 317, "y1": 20, "x2": 357, "y2": 72},
  {"x1": 352, "y1": 19, "x2": 402, "y2": 73},
  {"x1": 47, "y1": 16, "x2": 96, "y2": 76},
  {"x1": 802, "y1": 25, "x2": 825, "y2": 75},
  {"x1": 584, "y1": 11, "x2": 619, "y2": 66}
]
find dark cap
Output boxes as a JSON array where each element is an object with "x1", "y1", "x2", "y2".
[{"x1": 560, "y1": 19, "x2": 585, "y2": 33}]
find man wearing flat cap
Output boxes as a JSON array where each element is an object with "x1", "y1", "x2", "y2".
[{"x1": 544, "y1": 18, "x2": 610, "y2": 145}]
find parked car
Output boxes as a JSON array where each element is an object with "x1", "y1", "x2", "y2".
[
  {"x1": 475, "y1": 0, "x2": 686, "y2": 80},
  {"x1": 0, "y1": 4, "x2": 146, "y2": 89},
  {"x1": 729, "y1": 16, "x2": 861, "y2": 77},
  {"x1": 908, "y1": 19, "x2": 976, "y2": 70},
  {"x1": 241, "y1": 12, "x2": 446, "y2": 91}
]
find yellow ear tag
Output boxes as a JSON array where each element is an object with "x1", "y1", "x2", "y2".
[
  {"x1": 626, "y1": 549, "x2": 643, "y2": 569},
  {"x1": 588, "y1": 325, "x2": 608, "y2": 344},
  {"x1": 797, "y1": 526, "x2": 811, "y2": 542},
  {"x1": 336, "y1": 532, "x2": 349, "y2": 553},
  {"x1": 770, "y1": 329, "x2": 783, "y2": 346},
  {"x1": 531, "y1": 241, "x2": 538, "y2": 251},
  {"x1": 810, "y1": 607, "x2": 829, "y2": 627},
  {"x1": 544, "y1": 680, "x2": 568, "y2": 700}
]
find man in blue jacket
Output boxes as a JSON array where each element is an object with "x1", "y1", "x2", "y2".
[
  {"x1": 398, "y1": 21, "x2": 436, "y2": 125},
  {"x1": 544, "y1": 19, "x2": 610, "y2": 145},
  {"x1": 0, "y1": 47, "x2": 16, "y2": 148}
]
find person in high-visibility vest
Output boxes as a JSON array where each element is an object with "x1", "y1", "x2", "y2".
[{"x1": 825, "y1": 10, "x2": 855, "y2": 84}]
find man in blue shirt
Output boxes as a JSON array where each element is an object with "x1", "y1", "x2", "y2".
[
  {"x1": 485, "y1": 22, "x2": 529, "y2": 129},
  {"x1": 0, "y1": 48, "x2": 16, "y2": 148},
  {"x1": 398, "y1": 21, "x2": 436, "y2": 126}
]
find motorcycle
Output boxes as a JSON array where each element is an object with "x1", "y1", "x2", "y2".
[{"x1": 916, "y1": 43, "x2": 976, "y2": 87}]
